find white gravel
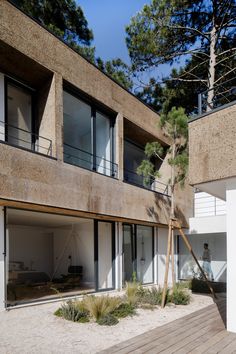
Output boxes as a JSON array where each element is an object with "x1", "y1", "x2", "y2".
[{"x1": 0, "y1": 293, "x2": 214, "y2": 354}]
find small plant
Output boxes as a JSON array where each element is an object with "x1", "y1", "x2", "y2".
[
  {"x1": 112, "y1": 302, "x2": 136, "y2": 318},
  {"x1": 56, "y1": 300, "x2": 90, "y2": 322},
  {"x1": 168, "y1": 286, "x2": 190, "y2": 305},
  {"x1": 125, "y1": 281, "x2": 139, "y2": 306},
  {"x1": 97, "y1": 313, "x2": 119, "y2": 326},
  {"x1": 83, "y1": 295, "x2": 121, "y2": 321},
  {"x1": 137, "y1": 286, "x2": 163, "y2": 306}
]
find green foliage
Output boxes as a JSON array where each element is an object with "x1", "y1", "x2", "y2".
[
  {"x1": 112, "y1": 302, "x2": 136, "y2": 318},
  {"x1": 96, "y1": 58, "x2": 133, "y2": 91},
  {"x1": 127, "y1": 0, "x2": 236, "y2": 114},
  {"x1": 125, "y1": 281, "x2": 140, "y2": 306},
  {"x1": 83, "y1": 295, "x2": 121, "y2": 321},
  {"x1": 13, "y1": 0, "x2": 93, "y2": 46},
  {"x1": 97, "y1": 313, "x2": 119, "y2": 326},
  {"x1": 56, "y1": 300, "x2": 89, "y2": 322},
  {"x1": 137, "y1": 286, "x2": 164, "y2": 306},
  {"x1": 169, "y1": 286, "x2": 190, "y2": 305}
]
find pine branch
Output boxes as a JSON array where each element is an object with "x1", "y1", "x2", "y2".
[
  {"x1": 214, "y1": 67, "x2": 236, "y2": 84},
  {"x1": 166, "y1": 25, "x2": 210, "y2": 41}
]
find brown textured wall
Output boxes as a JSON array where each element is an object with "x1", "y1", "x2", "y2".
[
  {"x1": 0, "y1": 144, "x2": 174, "y2": 225},
  {"x1": 189, "y1": 104, "x2": 236, "y2": 185}
]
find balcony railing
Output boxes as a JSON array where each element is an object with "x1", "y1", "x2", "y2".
[
  {"x1": 124, "y1": 168, "x2": 170, "y2": 196},
  {"x1": 0, "y1": 120, "x2": 52, "y2": 156},
  {"x1": 194, "y1": 191, "x2": 226, "y2": 217},
  {"x1": 64, "y1": 143, "x2": 118, "y2": 178},
  {"x1": 198, "y1": 77, "x2": 236, "y2": 115}
]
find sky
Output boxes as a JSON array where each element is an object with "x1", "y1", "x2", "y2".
[
  {"x1": 77, "y1": 1, "x2": 182, "y2": 86},
  {"x1": 77, "y1": 0, "x2": 151, "y2": 63}
]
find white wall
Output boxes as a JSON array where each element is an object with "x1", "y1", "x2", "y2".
[
  {"x1": 52, "y1": 221, "x2": 94, "y2": 284},
  {"x1": 189, "y1": 215, "x2": 226, "y2": 234},
  {"x1": 0, "y1": 208, "x2": 5, "y2": 310},
  {"x1": 157, "y1": 227, "x2": 177, "y2": 285},
  {"x1": 8, "y1": 225, "x2": 53, "y2": 277},
  {"x1": 226, "y1": 183, "x2": 236, "y2": 333},
  {"x1": 179, "y1": 233, "x2": 226, "y2": 282},
  {"x1": 0, "y1": 73, "x2": 5, "y2": 141},
  {"x1": 194, "y1": 192, "x2": 226, "y2": 217}
]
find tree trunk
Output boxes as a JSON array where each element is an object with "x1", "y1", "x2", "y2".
[{"x1": 207, "y1": 15, "x2": 217, "y2": 111}]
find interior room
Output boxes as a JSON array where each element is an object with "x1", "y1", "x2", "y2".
[{"x1": 6, "y1": 208, "x2": 97, "y2": 306}]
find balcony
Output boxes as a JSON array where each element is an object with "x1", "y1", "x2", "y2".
[
  {"x1": 124, "y1": 168, "x2": 170, "y2": 196},
  {"x1": 64, "y1": 143, "x2": 118, "y2": 178},
  {"x1": 194, "y1": 191, "x2": 226, "y2": 217},
  {"x1": 0, "y1": 120, "x2": 52, "y2": 156},
  {"x1": 198, "y1": 77, "x2": 236, "y2": 115}
]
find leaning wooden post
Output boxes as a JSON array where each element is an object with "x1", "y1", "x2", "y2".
[
  {"x1": 161, "y1": 220, "x2": 172, "y2": 308},
  {"x1": 174, "y1": 221, "x2": 217, "y2": 299},
  {"x1": 171, "y1": 227, "x2": 176, "y2": 287}
]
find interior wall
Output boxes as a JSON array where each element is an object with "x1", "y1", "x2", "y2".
[
  {"x1": 8, "y1": 225, "x2": 53, "y2": 277},
  {"x1": 52, "y1": 221, "x2": 94, "y2": 283},
  {"x1": 179, "y1": 233, "x2": 226, "y2": 282},
  {"x1": 0, "y1": 208, "x2": 4, "y2": 310}
]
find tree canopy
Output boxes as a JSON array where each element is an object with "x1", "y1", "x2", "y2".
[
  {"x1": 127, "y1": 0, "x2": 236, "y2": 113},
  {"x1": 11, "y1": 0, "x2": 133, "y2": 90}
]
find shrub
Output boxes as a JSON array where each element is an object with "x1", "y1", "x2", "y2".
[
  {"x1": 125, "y1": 281, "x2": 139, "y2": 306},
  {"x1": 137, "y1": 286, "x2": 163, "y2": 306},
  {"x1": 56, "y1": 300, "x2": 90, "y2": 322},
  {"x1": 168, "y1": 286, "x2": 190, "y2": 305},
  {"x1": 83, "y1": 295, "x2": 121, "y2": 321},
  {"x1": 190, "y1": 278, "x2": 226, "y2": 293},
  {"x1": 97, "y1": 314, "x2": 119, "y2": 326},
  {"x1": 112, "y1": 302, "x2": 136, "y2": 318}
]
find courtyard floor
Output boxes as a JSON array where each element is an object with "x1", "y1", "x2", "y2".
[{"x1": 0, "y1": 293, "x2": 228, "y2": 354}]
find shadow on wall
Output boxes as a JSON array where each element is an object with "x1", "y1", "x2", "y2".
[{"x1": 146, "y1": 191, "x2": 188, "y2": 228}]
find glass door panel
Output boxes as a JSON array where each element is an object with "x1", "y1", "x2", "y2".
[
  {"x1": 96, "y1": 112, "x2": 111, "y2": 176},
  {"x1": 137, "y1": 225, "x2": 154, "y2": 284},
  {"x1": 123, "y1": 224, "x2": 135, "y2": 283},
  {"x1": 63, "y1": 91, "x2": 92, "y2": 169},
  {"x1": 7, "y1": 83, "x2": 32, "y2": 149},
  {"x1": 98, "y1": 221, "x2": 114, "y2": 289}
]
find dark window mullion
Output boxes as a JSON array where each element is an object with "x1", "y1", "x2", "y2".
[{"x1": 92, "y1": 107, "x2": 96, "y2": 171}]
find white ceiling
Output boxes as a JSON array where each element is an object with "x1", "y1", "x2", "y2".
[{"x1": 7, "y1": 208, "x2": 92, "y2": 228}]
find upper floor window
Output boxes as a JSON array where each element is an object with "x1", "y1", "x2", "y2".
[
  {"x1": 63, "y1": 90, "x2": 117, "y2": 178},
  {"x1": 0, "y1": 77, "x2": 52, "y2": 156}
]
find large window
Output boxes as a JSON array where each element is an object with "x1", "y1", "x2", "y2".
[
  {"x1": 6, "y1": 209, "x2": 115, "y2": 306},
  {"x1": 1, "y1": 77, "x2": 52, "y2": 156},
  {"x1": 123, "y1": 224, "x2": 154, "y2": 284},
  {"x1": 63, "y1": 90, "x2": 116, "y2": 177}
]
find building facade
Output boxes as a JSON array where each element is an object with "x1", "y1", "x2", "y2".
[
  {"x1": 0, "y1": 1, "x2": 192, "y2": 308},
  {"x1": 189, "y1": 101, "x2": 236, "y2": 333}
]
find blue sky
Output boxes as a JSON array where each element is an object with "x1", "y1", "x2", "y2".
[{"x1": 77, "y1": 0, "x2": 151, "y2": 63}]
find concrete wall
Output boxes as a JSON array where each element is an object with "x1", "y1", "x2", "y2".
[
  {"x1": 0, "y1": 143, "x2": 173, "y2": 225},
  {"x1": 189, "y1": 215, "x2": 226, "y2": 234},
  {"x1": 189, "y1": 104, "x2": 236, "y2": 186}
]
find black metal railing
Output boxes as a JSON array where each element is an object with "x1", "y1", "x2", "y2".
[
  {"x1": 64, "y1": 143, "x2": 118, "y2": 178},
  {"x1": 0, "y1": 120, "x2": 52, "y2": 156},
  {"x1": 124, "y1": 168, "x2": 170, "y2": 196},
  {"x1": 198, "y1": 77, "x2": 236, "y2": 115}
]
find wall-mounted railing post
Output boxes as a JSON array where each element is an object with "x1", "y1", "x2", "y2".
[{"x1": 198, "y1": 93, "x2": 202, "y2": 115}]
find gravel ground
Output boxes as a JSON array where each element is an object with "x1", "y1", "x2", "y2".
[{"x1": 0, "y1": 293, "x2": 215, "y2": 354}]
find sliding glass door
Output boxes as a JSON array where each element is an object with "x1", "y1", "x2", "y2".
[
  {"x1": 123, "y1": 224, "x2": 154, "y2": 285},
  {"x1": 95, "y1": 221, "x2": 115, "y2": 291}
]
